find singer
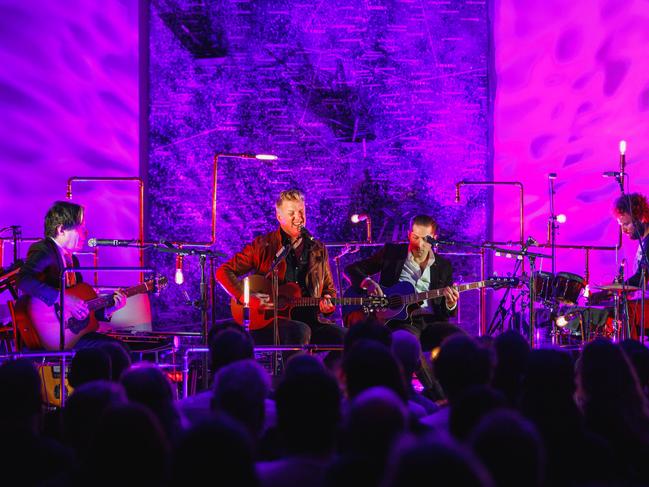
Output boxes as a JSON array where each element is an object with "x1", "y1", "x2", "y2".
[
  {"x1": 215, "y1": 189, "x2": 346, "y2": 345},
  {"x1": 16, "y1": 201, "x2": 127, "y2": 348},
  {"x1": 614, "y1": 193, "x2": 649, "y2": 287}
]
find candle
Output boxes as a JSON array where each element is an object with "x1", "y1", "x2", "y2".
[
  {"x1": 619, "y1": 140, "x2": 626, "y2": 155},
  {"x1": 243, "y1": 276, "x2": 250, "y2": 307}
]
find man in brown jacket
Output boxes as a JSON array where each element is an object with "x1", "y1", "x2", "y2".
[{"x1": 216, "y1": 189, "x2": 346, "y2": 345}]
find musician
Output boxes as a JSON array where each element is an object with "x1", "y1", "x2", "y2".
[
  {"x1": 16, "y1": 201, "x2": 127, "y2": 347},
  {"x1": 614, "y1": 193, "x2": 649, "y2": 287},
  {"x1": 215, "y1": 189, "x2": 346, "y2": 345},
  {"x1": 344, "y1": 214, "x2": 459, "y2": 337}
]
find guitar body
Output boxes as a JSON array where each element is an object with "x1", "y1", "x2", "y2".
[
  {"x1": 230, "y1": 274, "x2": 299, "y2": 330},
  {"x1": 14, "y1": 283, "x2": 99, "y2": 350},
  {"x1": 343, "y1": 281, "x2": 426, "y2": 323},
  {"x1": 231, "y1": 274, "x2": 389, "y2": 330},
  {"x1": 13, "y1": 276, "x2": 168, "y2": 350}
]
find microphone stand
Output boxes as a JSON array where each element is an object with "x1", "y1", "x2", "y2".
[
  {"x1": 11, "y1": 225, "x2": 21, "y2": 264},
  {"x1": 266, "y1": 242, "x2": 291, "y2": 375},
  {"x1": 616, "y1": 171, "x2": 647, "y2": 341},
  {"x1": 158, "y1": 246, "x2": 222, "y2": 388},
  {"x1": 548, "y1": 174, "x2": 558, "y2": 343}
]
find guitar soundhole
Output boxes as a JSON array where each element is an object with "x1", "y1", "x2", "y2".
[{"x1": 67, "y1": 316, "x2": 90, "y2": 334}]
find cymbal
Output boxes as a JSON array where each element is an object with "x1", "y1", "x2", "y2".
[{"x1": 593, "y1": 283, "x2": 640, "y2": 292}]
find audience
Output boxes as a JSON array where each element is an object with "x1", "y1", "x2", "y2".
[{"x1": 5, "y1": 326, "x2": 649, "y2": 487}]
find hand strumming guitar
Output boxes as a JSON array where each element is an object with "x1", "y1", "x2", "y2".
[{"x1": 249, "y1": 292, "x2": 274, "y2": 310}]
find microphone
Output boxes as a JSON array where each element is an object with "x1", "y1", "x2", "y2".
[
  {"x1": 87, "y1": 238, "x2": 137, "y2": 247},
  {"x1": 602, "y1": 171, "x2": 621, "y2": 178},
  {"x1": 424, "y1": 235, "x2": 438, "y2": 246},
  {"x1": 351, "y1": 214, "x2": 369, "y2": 223},
  {"x1": 300, "y1": 226, "x2": 315, "y2": 242}
]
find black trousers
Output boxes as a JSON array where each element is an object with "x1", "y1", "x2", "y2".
[{"x1": 250, "y1": 319, "x2": 346, "y2": 346}]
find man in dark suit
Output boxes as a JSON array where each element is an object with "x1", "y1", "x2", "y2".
[
  {"x1": 16, "y1": 201, "x2": 126, "y2": 348},
  {"x1": 345, "y1": 215, "x2": 461, "y2": 395},
  {"x1": 345, "y1": 214, "x2": 459, "y2": 334}
]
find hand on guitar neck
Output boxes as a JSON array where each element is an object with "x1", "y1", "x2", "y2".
[
  {"x1": 66, "y1": 294, "x2": 89, "y2": 320},
  {"x1": 442, "y1": 286, "x2": 460, "y2": 309},
  {"x1": 65, "y1": 289, "x2": 128, "y2": 320}
]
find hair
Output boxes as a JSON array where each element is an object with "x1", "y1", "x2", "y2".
[
  {"x1": 208, "y1": 327, "x2": 254, "y2": 373},
  {"x1": 68, "y1": 348, "x2": 112, "y2": 388},
  {"x1": 44, "y1": 201, "x2": 84, "y2": 238},
  {"x1": 275, "y1": 367, "x2": 341, "y2": 455},
  {"x1": 408, "y1": 214, "x2": 437, "y2": 233},
  {"x1": 275, "y1": 189, "x2": 305, "y2": 209},
  {"x1": 613, "y1": 193, "x2": 649, "y2": 223},
  {"x1": 210, "y1": 359, "x2": 270, "y2": 438},
  {"x1": 434, "y1": 334, "x2": 494, "y2": 402},
  {"x1": 0, "y1": 359, "x2": 42, "y2": 426}
]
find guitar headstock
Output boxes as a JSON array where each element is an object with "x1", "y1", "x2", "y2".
[
  {"x1": 362, "y1": 295, "x2": 389, "y2": 313},
  {"x1": 486, "y1": 276, "x2": 520, "y2": 289}
]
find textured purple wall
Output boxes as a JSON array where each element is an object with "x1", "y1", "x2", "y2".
[
  {"x1": 147, "y1": 0, "x2": 492, "y2": 331},
  {"x1": 493, "y1": 0, "x2": 649, "y2": 288},
  {"x1": 0, "y1": 1, "x2": 140, "y2": 319}
]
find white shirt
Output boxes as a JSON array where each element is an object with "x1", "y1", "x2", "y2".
[{"x1": 399, "y1": 251, "x2": 456, "y2": 311}]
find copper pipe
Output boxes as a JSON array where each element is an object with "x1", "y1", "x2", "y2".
[{"x1": 456, "y1": 181, "x2": 524, "y2": 244}]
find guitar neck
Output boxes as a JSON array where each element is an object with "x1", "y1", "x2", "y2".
[
  {"x1": 289, "y1": 296, "x2": 369, "y2": 308},
  {"x1": 85, "y1": 282, "x2": 152, "y2": 312},
  {"x1": 403, "y1": 281, "x2": 487, "y2": 306}
]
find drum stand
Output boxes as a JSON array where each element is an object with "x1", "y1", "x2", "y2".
[
  {"x1": 487, "y1": 256, "x2": 523, "y2": 336},
  {"x1": 611, "y1": 288, "x2": 632, "y2": 341}
]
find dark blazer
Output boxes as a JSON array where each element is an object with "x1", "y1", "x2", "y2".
[
  {"x1": 16, "y1": 238, "x2": 80, "y2": 306},
  {"x1": 345, "y1": 243, "x2": 456, "y2": 321}
]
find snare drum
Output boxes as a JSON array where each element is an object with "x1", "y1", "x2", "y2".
[
  {"x1": 552, "y1": 272, "x2": 585, "y2": 305},
  {"x1": 532, "y1": 271, "x2": 554, "y2": 303}
]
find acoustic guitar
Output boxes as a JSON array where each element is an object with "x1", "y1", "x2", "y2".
[
  {"x1": 344, "y1": 277, "x2": 519, "y2": 326},
  {"x1": 230, "y1": 274, "x2": 388, "y2": 330},
  {"x1": 13, "y1": 277, "x2": 167, "y2": 350}
]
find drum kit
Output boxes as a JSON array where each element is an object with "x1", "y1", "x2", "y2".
[{"x1": 529, "y1": 269, "x2": 641, "y2": 344}]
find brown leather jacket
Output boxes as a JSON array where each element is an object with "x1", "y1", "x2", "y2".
[{"x1": 215, "y1": 228, "x2": 336, "y2": 303}]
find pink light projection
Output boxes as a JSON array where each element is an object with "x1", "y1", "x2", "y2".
[
  {"x1": 0, "y1": 1, "x2": 140, "y2": 320},
  {"x1": 493, "y1": 0, "x2": 649, "y2": 288}
]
